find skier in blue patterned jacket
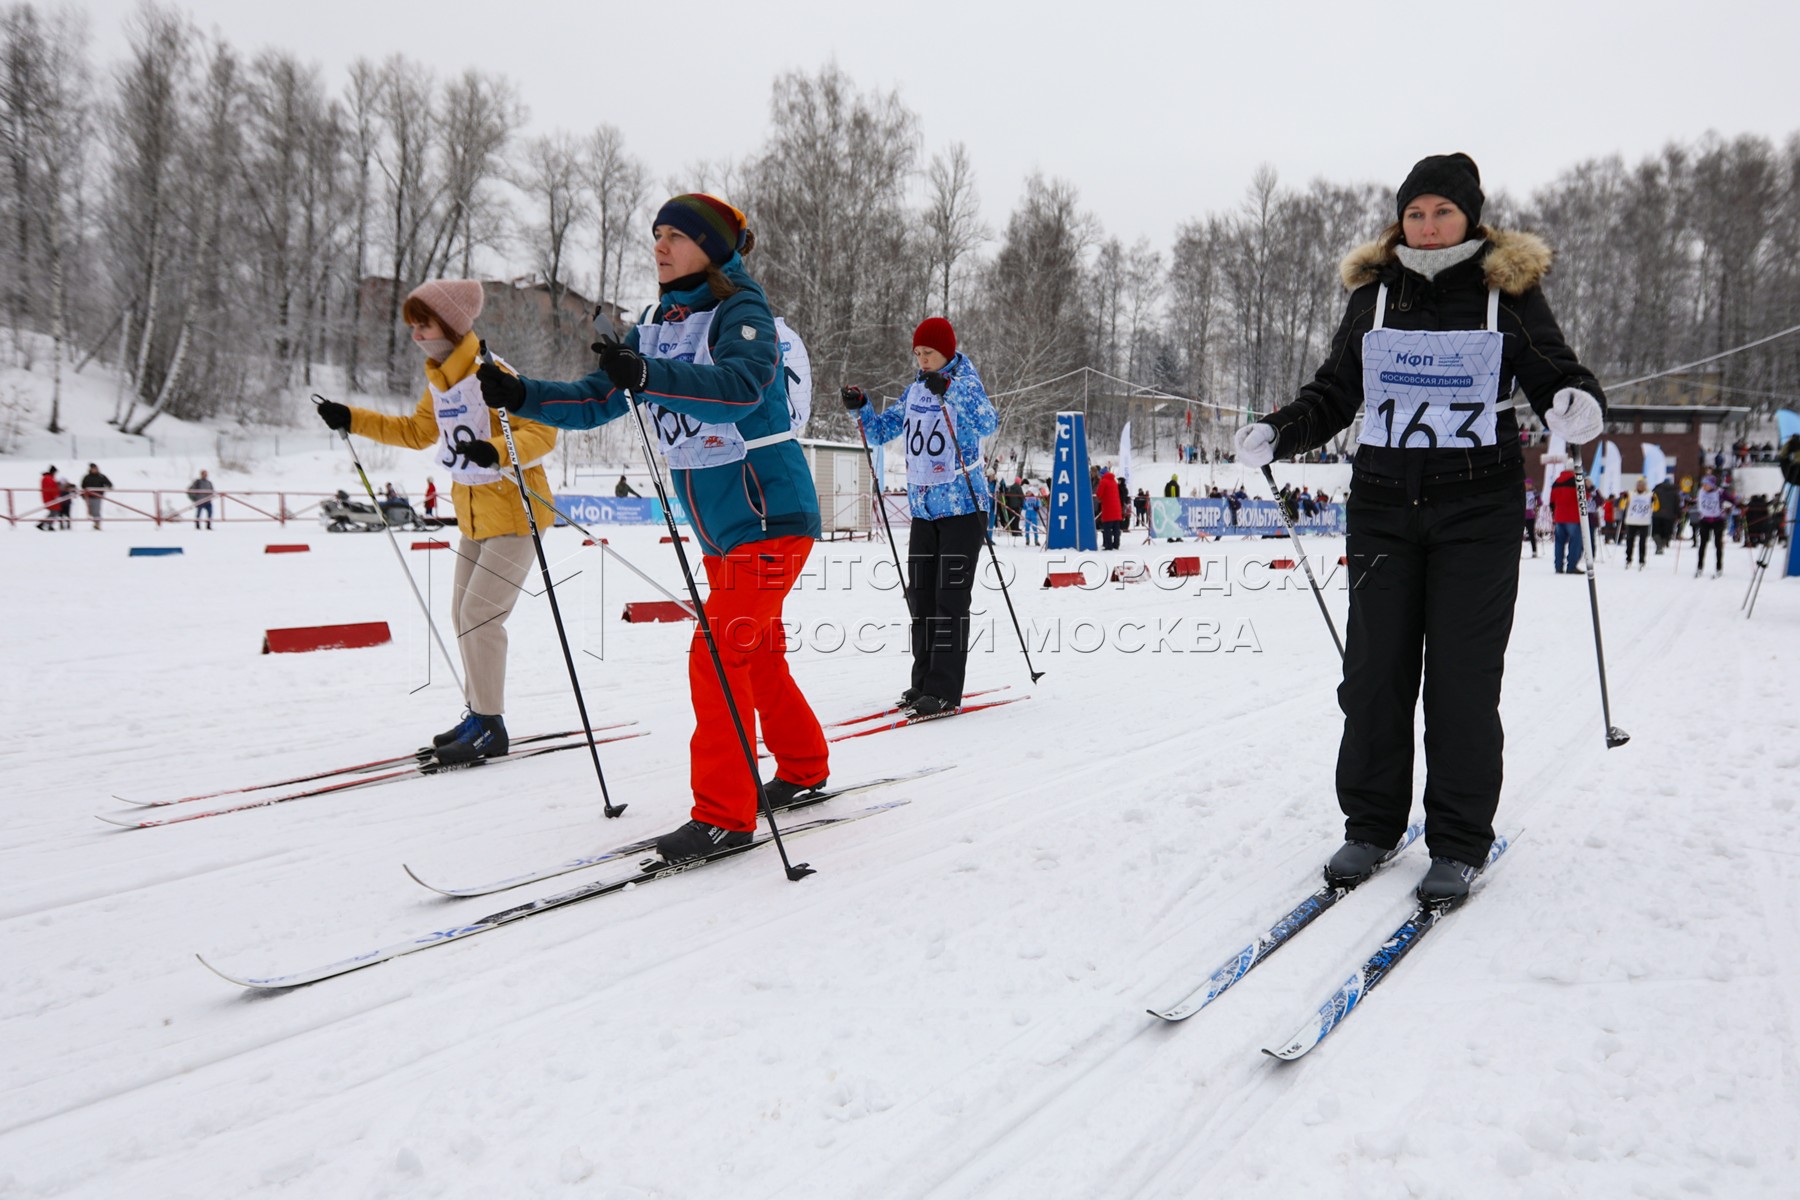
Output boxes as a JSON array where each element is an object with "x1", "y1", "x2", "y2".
[
  {"x1": 842, "y1": 317, "x2": 998, "y2": 717},
  {"x1": 476, "y1": 193, "x2": 829, "y2": 867}
]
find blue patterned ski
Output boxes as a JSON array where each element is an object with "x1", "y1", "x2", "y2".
[
  {"x1": 1148, "y1": 822, "x2": 1424, "y2": 1022},
  {"x1": 1261, "y1": 833, "x2": 1514, "y2": 1061}
]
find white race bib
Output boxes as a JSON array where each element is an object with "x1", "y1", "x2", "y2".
[
  {"x1": 433, "y1": 373, "x2": 553, "y2": 485},
  {"x1": 637, "y1": 308, "x2": 805, "y2": 470},
  {"x1": 902, "y1": 388, "x2": 981, "y2": 487},
  {"x1": 1625, "y1": 493, "x2": 1654, "y2": 524},
  {"x1": 1358, "y1": 285, "x2": 1508, "y2": 450}
]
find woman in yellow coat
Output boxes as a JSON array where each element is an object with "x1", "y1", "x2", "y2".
[{"x1": 317, "y1": 279, "x2": 557, "y2": 763}]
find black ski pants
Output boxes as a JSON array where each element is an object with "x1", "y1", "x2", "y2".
[
  {"x1": 1623, "y1": 525, "x2": 1648, "y2": 563},
  {"x1": 1336, "y1": 488, "x2": 1519, "y2": 868},
  {"x1": 1695, "y1": 519, "x2": 1725, "y2": 570},
  {"x1": 1651, "y1": 516, "x2": 1673, "y2": 551},
  {"x1": 906, "y1": 511, "x2": 987, "y2": 703}
]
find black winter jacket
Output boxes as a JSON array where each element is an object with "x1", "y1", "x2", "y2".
[{"x1": 1263, "y1": 228, "x2": 1604, "y2": 503}]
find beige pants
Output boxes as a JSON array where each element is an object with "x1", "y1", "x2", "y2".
[{"x1": 452, "y1": 534, "x2": 535, "y2": 715}]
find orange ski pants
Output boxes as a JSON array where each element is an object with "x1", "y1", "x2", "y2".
[{"x1": 688, "y1": 535, "x2": 828, "y2": 830}]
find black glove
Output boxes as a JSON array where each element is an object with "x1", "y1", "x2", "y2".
[
  {"x1": 460, "y1": 438, "x2": 501, "y2": 470},
  {"x1": 841, "y1": 386, "x2": 869, "y2": 411},
  {"x1": 596, "y1": 339, "x2": 649, "y2": 392},
  {"x1": 922, "y1": 371, "x2": 950, "y2": 397},
  {"x1": 316, "y1": 399, "x2": 351, "y2": 432},
  {"x1": 476, "y1": 362, "x2": 526, "y2": 412}
]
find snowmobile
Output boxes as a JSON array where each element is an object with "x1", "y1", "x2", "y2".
[{"x1": 320, "y1": 489, "x2": 427, "y2": 532}]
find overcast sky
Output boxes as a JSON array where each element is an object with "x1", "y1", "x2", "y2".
[{"x1": 79, "y1": 0, "x2": 1798, "y2": 256}]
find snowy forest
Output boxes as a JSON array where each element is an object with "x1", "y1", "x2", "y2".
[{"x1": 4, "y1": 2, "x2": 1800, "y2": 459}]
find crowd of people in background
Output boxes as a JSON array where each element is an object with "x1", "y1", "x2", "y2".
[
  {"x1": 1531, "y1": 465, "x2": 1789, "y2": 576},
  {"x1": 28, "y1": 463, "x2": 459, "y2": 531}
]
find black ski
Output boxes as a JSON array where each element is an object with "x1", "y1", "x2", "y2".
[
  {"x1": 402, "y1": 766, "x2": 951, "y2": 896},
  {"x1": 199, "y1": 800, "x2": 909, "y2": 989}
]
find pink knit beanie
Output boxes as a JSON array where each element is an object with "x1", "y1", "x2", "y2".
[{"x1": 404, "y1": 279, "x2": 485, "y2": 339}]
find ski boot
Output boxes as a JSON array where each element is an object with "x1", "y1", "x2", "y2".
[
  {"x1": 1416, "y1": 857, "x2": 1478, "y2": 907},
  {"x1": 897, "y1": 687, "x2": 922, "y2": 711},
  {"x1": 764, "y1": 776, "x2": 829, "y2": 812},
  {"x1": 434, "y1": 713, "x2": 509, "y2": 765},
  {"x1": 428, "y1": 710, "x2": 477, "y2": 752},
  {"x1": 1323, "y1": 839, "x2": 1395, "y2": 889},
  {"x1": 906, "y1": 695, "x2": 957, "y2": 719},
  {"x1": 656, "y1": 819, "x2": 753, "y2": 864}
]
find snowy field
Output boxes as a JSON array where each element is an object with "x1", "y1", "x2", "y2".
[{"x1": 4, "y1": 499, "x2": 1799, "y2": 1199}]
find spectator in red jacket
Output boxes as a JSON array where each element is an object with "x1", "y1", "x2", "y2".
[
  {"x1": 38, "y1": 466, "x2": 60, "y2": 531},
  {"x1": 1549, "y1": 468, "x2": 1587, "y2": 573},
  {"x1": 1096, "y1": 466, "x2": 1123, "y2": 550}
]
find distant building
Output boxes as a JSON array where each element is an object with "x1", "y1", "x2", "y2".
[{"x1": 356, "y1": 275, "x2": 627, "y2": 338}]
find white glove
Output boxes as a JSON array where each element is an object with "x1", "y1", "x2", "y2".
[
  {"x1": 1233, "y1": 423, "x2": 1277, "y2": 468},
  {"x1": 1545, "y1": 388, "x2": 1604, "y2": 444}
]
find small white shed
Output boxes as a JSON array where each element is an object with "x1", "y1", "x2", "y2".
[{"x1": 801, "y1": 438, "x2": 872, "y2": 538}]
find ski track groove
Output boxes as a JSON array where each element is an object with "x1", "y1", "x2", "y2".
[{"x1": 0, "y1": 850, "x2": 297, "y2": 924}]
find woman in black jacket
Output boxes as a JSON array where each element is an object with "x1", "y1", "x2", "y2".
[{"x1": 1234, "y1": 153, "x2": 1605, "y2": 903}]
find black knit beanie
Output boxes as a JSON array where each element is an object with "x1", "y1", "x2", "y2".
[{"x1": 1396, "y1": 153, "x2": 1484, "y2": 229}]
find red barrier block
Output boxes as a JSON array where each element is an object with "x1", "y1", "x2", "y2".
[
  {"x1": 622, "y1": 601, "x2": 694, "y2": 623},
  {"x1": 582, "y1": 538, "x2": 610, "y2": 546},
  {"x1": 1166, "y1": 556, "x2": 1202, "y2": 578},
  {"x1": 412, "y1": 540, "x2": 451, "y2": 551},
  {"x1": 1043, "y1": 571, "x2": 1085, "y2": 589},
  {"x1": 659, "y1": 535, "x2": 689, "y2": 543},
  {"x1": 262, "y1": 621, "x2": 392, "y2": 654},
  {"x1": 1271, "y1": 558, "x2": 1297, "y2": 569},
  {"x1": 264, "y1": 544, "x2": 310, "y2": 554}
]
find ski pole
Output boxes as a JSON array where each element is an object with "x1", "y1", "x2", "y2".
[
  {"x1": 606, "y1": 336, "x2": 812, "y2": 881},
  {"x1": 1260, "y1": 465, "x2": 1343, "y2": 660},
  {"x1": 478, "y1": 346, "x2": 624, "y2": 819},
  {"x1": 315, "y1": 395, "x2": 466, "y2": 697},
  {"x1": 1572, "y1": 454, "x2": 1630, "y2": 749},
  {"x1": 514, "y1": 480, "x2": 696, "y2": 616},
  {"x1": 931, "y1": 386, "x2": 1045, "y2": 685},
  {"x1": 853, "y1": 412, "x2": 910, "y2": 604},
  {"x1": 1744, "y1": 481, "x2": 1794, "y2": 619}
]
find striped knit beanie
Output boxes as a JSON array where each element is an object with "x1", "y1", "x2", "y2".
[{"x1": 652, "y1": 194, "x2": 747, "y2": 265}]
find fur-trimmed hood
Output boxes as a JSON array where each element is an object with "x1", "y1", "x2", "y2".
[{"x1": 1338, "y1": 227, "x2": 1553, "y2": 296}]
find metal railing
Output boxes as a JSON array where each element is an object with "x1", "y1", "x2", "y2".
[{"x1": 2, "y1": 488, "x2": 455, "y2": 528}]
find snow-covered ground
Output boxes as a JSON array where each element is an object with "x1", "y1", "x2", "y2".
[{"x1": 5, "y1": 476, "x2": 1798, "y2": 1198}]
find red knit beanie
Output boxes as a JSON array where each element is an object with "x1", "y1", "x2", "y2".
[{"x1": 912, "y1": 317, "x2": 957, "y2": 361}]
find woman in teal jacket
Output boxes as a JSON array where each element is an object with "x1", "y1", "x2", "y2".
[{"x1": 479, "y1": 193, "x2": 827, "y2": 865}]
